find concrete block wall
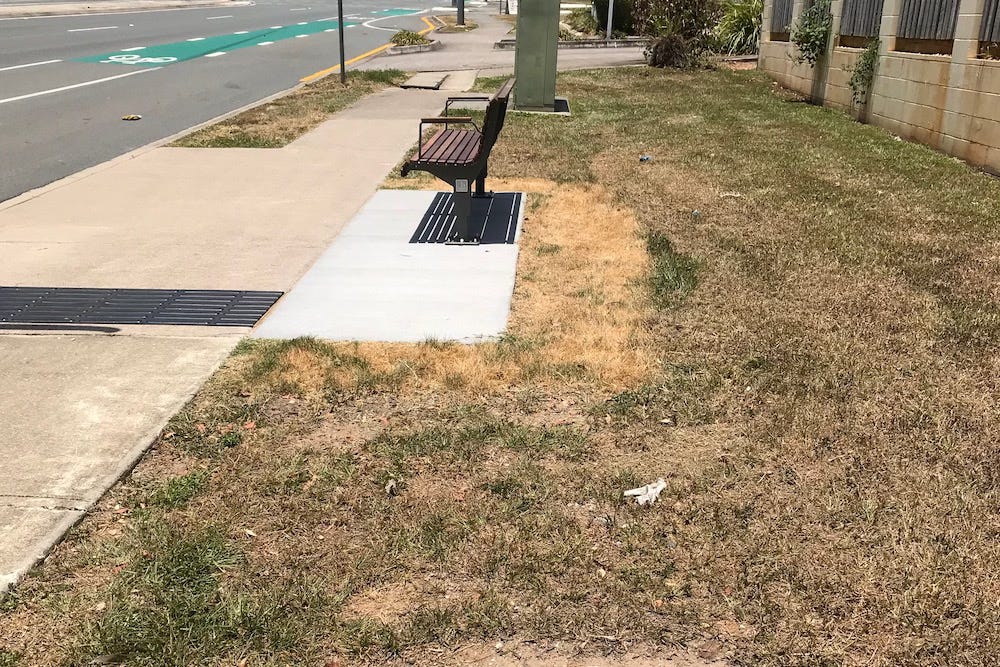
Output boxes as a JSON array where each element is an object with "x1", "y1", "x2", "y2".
[{"x1": 758, "y1": 0, "x2": 1000, "y2": 173}]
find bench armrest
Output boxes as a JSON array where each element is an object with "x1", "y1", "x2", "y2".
[{"x1": 421, "y1": 117, "x2": 474, "y2": 123}]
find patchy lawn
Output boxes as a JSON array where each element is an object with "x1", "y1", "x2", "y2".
[
  {"x1": 172, "y1": 69, "x2": 406, "y2": 148},
  {"x1": 3, "y1": 66, "x2": 1000, "y2": 666}
]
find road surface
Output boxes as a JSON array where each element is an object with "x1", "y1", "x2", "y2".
[{"x1": 0, "y1": 0, "x2": 439, "y2": 202}]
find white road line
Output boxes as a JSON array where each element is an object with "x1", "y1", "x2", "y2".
[
  {"x1": 205, "y1": 51, "x2": 226, "y2": 57},
  {"x1": 258, "y1": 41, "x2": 274, "y2": 45},
  {"x1": 187, "y1": 37, "x2": 206, "y2": 41},
  {"x1": 297, "y1": 21, "x2": 307, "y2": 24},
  {"x1": 295, "y1": 34, "x2": 307, "y2": 37},
  {"x1": 206, "y1": 14, "x2": 233, "y2": 19},
  {"x1": 120, "y1": 46, "x2": 146, "y2": 51},
  {"x1": 270, "y1": 25, "x2": 282, "y2": 28},
  {"x1": 0, "y1": 59, "x2": 61, "y2": 72},
  {"x1": 234, "y1": 30, "x2": 249, "y2": 34},
  {"x1": 290, "y1": 7, "x2": 308, "y2": 10},
  {"x1": 0, "y1": 68, "x2": 158, "y2": 106},
  {"x1": 67, "y1": 25, "x2": 118, "y2": 32}
]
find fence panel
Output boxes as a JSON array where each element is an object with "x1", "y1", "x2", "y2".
[
  {"x1": 772, "y1": 0, "x2": 793, "y2": 32},
  {"x1": 982, "y1": 0, "x2": 1000, "y2": 42},
  {"x1": 899, "y1": 0, "x2": 959, "y2": 40},
  {"x1": 841, "y1": 0, "x2": 884, "y2": 37}
]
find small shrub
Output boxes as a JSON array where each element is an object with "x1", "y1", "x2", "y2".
[
  {"x1": 390, "y1": 30, "x2": 430, "y2": 46},
  {"x1": 790, "y1": 0, "x2": 831, "y2": 67},
  {"x1": 848, "y1": 38, "x2": 879, "y2": 105},
  {"x1": 566, "y1": 7, "x2": 599, "y2": 34},
  {"x1": 634, "y1": 0, "x2": 721, "y2": 40},
  {"x1": 714, "y1": 0, "x2": 762, "y2": 55},
  {"x1": 645, "y1": 32, "x2": 702, "y2": 68}
]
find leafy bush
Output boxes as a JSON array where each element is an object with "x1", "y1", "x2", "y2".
[
  {"x1": 645, "y1": 32, "x2": 701, "y2": 68},
  {"x1": 790, "y1": 0, "x2": 831, "y2": 67},
  {"x1": 633, "y1": 0, "x2": 722, "y2": 40},
  {"x1": 594, "y1": 0, "x2": 635, "y2": 34},
  {"x1": 566, "y1": 6, "x2": 599, "y2": 34},
  {"x1": 848, "y1": 38, "x2": 879, "y2": 105},
  {"x1": 714, "y1": 0, "x2": 762, "y2": 55},
  {"x1": 390, "y1": 30, "x2": 430, "y2": 46}
]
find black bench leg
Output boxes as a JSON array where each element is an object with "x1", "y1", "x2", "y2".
[
  {"x1": 449, "y1": 185, "x2": 476, "y2": 244},
  {"x1": 474, "y1": 167, "x2": 491, "y2": 198}
]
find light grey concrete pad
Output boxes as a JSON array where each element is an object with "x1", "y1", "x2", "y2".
[
  {"x1": 0, "y1": 507, "x2": 83, "y2": 594},
  {"x1": 0, "y1": 335, "x2": 235, "y2": 504},
  {"x1": 253, "y1": 190, "x2": 524, "y2": 343}
]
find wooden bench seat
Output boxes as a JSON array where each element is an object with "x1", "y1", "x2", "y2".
[{"x1": 401, "y1": 78, "x2": 515, "y2": 243}]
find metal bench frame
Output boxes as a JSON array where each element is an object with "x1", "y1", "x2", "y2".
[{"x1": 401, "y1": 78, "x2": 515, "y2": 244}]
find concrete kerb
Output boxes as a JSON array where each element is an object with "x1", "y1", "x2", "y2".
[{"x1": 0, "y1": 0, "x2": 246, "y2": 17}]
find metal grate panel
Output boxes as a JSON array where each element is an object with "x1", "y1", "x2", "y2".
[
  {"x1": 772, "y1": 0, "x2": 794, "y2": 32},
  {"x1": 410, "y1": 192, "x2": 522, "y2": 244},
  {"x1": 983, "y1": 0, "x2": 1000, "y2": 41},
  {"x1": 841, "y1": 0, "x2": 884, "y2": 37},
  {"x1": 0, "y1": 288, "x2": 282, "y2": 327},
  {"x1": 898, "y1": 0, "x2": 959, "y2": 40}
]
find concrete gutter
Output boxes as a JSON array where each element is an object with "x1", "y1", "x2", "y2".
[{"x1": 0, "y1": 0, "x2": 248, "y2": 18}]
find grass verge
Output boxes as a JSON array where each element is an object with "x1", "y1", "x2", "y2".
[
  {"x1": 171, "y1": 69, "x2": 406, "y2": 148},
  {"x1": 4, "y1": 67, "x2": 1000, "y2": 666}
]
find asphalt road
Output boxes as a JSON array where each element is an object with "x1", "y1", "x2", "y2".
[{"x1": 0, "y1": 0, "x2": 440, "y2": 203}]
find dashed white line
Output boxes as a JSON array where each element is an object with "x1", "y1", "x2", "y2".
[
  {"x1": 0, "y1": 58, "x2": 61, "y2": 72},
  {"x1": 206, "y1": 14, "x2": 233, "y2": 19},
  {"x1": 297, "y1": 21, "x2": 308, "y2": 24},
  {"x1": 295, "y1": 34, "x2": 307, "y2": 37},
  {"x1": 234, "y1": 30, "x2": 249, "y2": 34},
  {"x1": 187, "y1": 37, "x2": 206, "y2": 41},
  {"x1": 205, "y1": 51, "x2": 226, "y2": 57},
  {"x1": 270, "y1": 25, "x2": 282, "y2": 28},
  {"x1": 258, "y1": 41, "x2": 274, "y2": 45},
  {"x1": 290, "y1": 7, "x2": 308, "y2": 10},
  {"x1": 67, "y1": 25, "x2": 118, "y2": 32},
  {"x1": 0, "y1": 68, "x2": 158, "y2": 106},
  {"x1": 120, "y1": 46, "x2": 146, "y2": 51}
]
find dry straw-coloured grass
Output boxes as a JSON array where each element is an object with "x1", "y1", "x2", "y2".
[
  {"x1": 5, "y1": 67, "x2": 1000, "y2": 667},
  {"x1": 237, "y1": 176, "x2": 653, "y2": 396},
  {"x1": 172, "y1": 69, "x2": 406, "y2": 148}
]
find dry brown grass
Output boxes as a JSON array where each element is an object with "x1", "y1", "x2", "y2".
[
  {"x1": 5, "y1": 67, "x2": 1000, "y2": 667},
  {"x1": 172, "y1": 69, "x2": 406, "y2": 148}
]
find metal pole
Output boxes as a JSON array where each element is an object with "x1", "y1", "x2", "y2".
[
  {"x1": 458, "y1": 0, "x2": 465, "y2": 25},
  {"x1": 605, "y1": 0, "x2": 614, "y2": 40},
  {"x1": 338, "y1": 0, "x2": 347, "y2": 84}
]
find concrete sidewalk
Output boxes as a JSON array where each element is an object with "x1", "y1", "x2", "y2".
[
  {"x1": 0, "y1": 6, "x2": 648, "y2": 594},
  {"x1": 0, "y1": 87, "x2": 451, "y2": 594}
]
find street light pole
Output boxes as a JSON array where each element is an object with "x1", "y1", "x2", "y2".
[
  {"x1": 338, "y1": 0, "x2": 347, "y2": 83},
  {"x1": 605, "y1": 0, "x2": 614, "y2": 40},
  {"x1": 457, "y1": 0, "x2": 465, "y2": 26}
]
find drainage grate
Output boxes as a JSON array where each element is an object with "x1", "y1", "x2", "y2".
[
  {"x1": 410, "y1": 192, "x2": 522, "y2": 244},
  {"x1": 0, "y1": 287, "x2": 283, "y2": 327}
]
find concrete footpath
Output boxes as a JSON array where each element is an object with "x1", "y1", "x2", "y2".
[{"x1": 0, "y1": 2, "x2": 644, "y2": 594}]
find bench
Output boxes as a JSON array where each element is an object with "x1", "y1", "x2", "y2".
[{"x1": 401, "y1": 78, "x2": 515, "y2": 244}]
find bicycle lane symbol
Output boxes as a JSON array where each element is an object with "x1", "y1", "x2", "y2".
[{"x1": 99, "y1": 54, "x2": 179, "y2": 66}]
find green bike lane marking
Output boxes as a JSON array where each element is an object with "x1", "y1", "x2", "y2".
[{"x1": 74, "y1": 20, "x2": 358, "y2": 67}]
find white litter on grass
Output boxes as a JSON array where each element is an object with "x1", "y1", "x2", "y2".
[{"x1": 624, "y1": 478, "x2": 666, "y2": 505}]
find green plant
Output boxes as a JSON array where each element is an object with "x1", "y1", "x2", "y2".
[
  {"x1": 790, "y1": 0, "x2": 832, "y2": 67},
  {"x1": 634, "y1": 0, "x2": 722, "y2": 39},
  {"x1": 566, "y1": 7, "x2": 599, "y2": 34},
  {"x1": 714, "y1": 0, "x2": 763, "y2": 55},
  {"x1": 645, "y1": 32, "x2": 701, "y2": 68},
  {"x1": 390, "y1": 30, "x2": 430, "y2": 46},
  {"x1": 848, "y1": 39, "x2": 880, "y2": 105}
]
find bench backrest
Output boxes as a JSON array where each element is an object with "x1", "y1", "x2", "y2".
[{"x1": 481, "y1": 78, "x2": 515, "y2": 154}]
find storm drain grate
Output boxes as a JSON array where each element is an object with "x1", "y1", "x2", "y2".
[
  {"x1": 0, "y1": 287, "x2": 283, "y2": 327},
  {"x1": 410, "y1": 192, "x2": 522, "y2": 244}
]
